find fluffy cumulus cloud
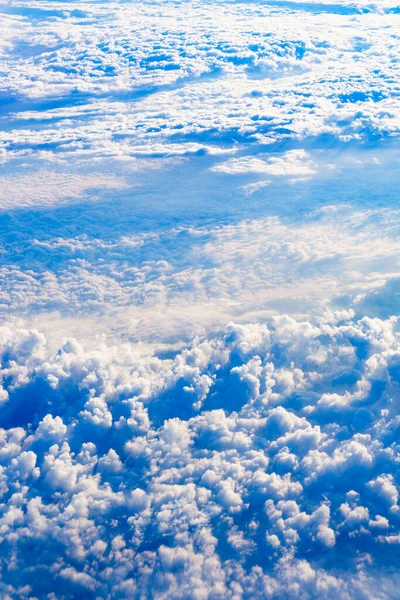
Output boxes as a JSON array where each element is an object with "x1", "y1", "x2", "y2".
[
  {"x1": 1, "y1": 0, "x2": 400, "y2": 598},
  {"x1": 0, "y1": 313, "x2": 399, "y2": 598}
]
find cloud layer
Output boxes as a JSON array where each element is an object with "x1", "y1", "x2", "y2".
[
  {"x1": 1, "y1": 0, "x2": 400, "y2": 164},
  {"x1": 0, "y1": 312, "x2": 400, "y2": 598}
]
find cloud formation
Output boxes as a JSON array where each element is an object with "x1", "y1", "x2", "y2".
[
  {"x1": 0, "y1": 312, "x2": 399, "y2": 598},
  {"x1": 1, "y1": 0, "x2": 400, "y2": 164}
]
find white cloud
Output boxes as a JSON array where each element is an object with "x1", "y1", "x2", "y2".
[
  {"x1": 212, "y1": 150, "x2": 316, "y2": 179},
  {"x1": 0, "y1": 312, "x2": 397, "y2": 594},
  {"x1": 2, "y1": 204, "x2": 399, "y2": 345},
  {"x1": 1, "y1": 1, "x2": 400, "y2": 163},
  {"x1": 0, "y1": 171, "x2": 129, "y2": 209}
]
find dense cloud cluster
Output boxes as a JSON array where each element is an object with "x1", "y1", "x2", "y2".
[{"x1": 0, "y1": 312, "x2": 399, "y2": 598}]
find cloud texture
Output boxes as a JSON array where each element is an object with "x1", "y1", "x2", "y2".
[{"x1": 0, "y1": 312, "x2": 400, "y2": 599}]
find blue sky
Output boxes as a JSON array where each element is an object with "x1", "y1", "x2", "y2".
[{"x1": 0, "y1": 1, "x2": 400, "y2": 598}]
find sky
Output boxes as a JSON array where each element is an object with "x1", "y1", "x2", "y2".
[{"x1": 0, "y1": 0, "x2": 400, "y2": 598}]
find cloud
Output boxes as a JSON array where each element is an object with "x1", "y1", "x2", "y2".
[
  {"x1": 211, "y1": 150, "x2": 316, "y2": 181},
  {"x1": 0, "y1": 312, "x2": 397, "y2": 596},
  {"x1": 0, "y1": 171, "x2": 129, "y2": 209},
  {"x1": 1, "y1": 204, "x2": 399, "y2": 345},
  {"x1": 1, "y1": 1, "x2": 400, "y2": 163}
]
